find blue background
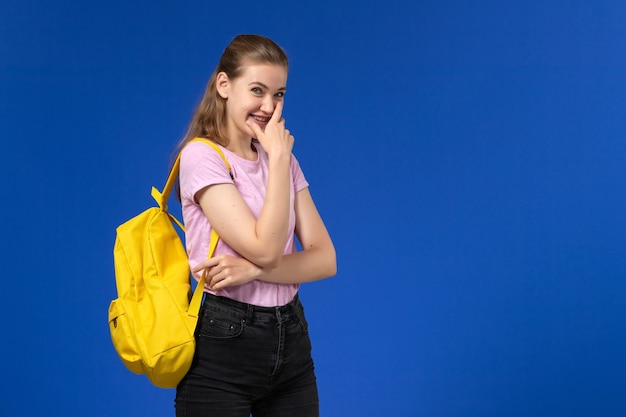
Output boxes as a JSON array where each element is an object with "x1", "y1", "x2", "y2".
[{"x1": 2, "y1": 1, "x2": 625, "y2": 416}]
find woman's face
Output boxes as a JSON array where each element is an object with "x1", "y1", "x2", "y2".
[{"x1": 218, "y1": 63, "x2": 288, "y2": 143}]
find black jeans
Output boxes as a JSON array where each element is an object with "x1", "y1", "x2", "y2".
[{"x1": 175, "y1": 293, "x2": 319, "y2": 417}]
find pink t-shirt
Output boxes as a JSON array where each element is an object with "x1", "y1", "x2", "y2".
[{"x1": 179, "y1": 140, "x2": 309, "y2": 307}]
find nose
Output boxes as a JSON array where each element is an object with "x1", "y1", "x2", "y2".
[{"x1": 260, "y1": 95, "x2": 275, "y2": 115}]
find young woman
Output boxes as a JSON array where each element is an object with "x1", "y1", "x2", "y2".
[{"x1": 174, "y1": 34, "x2": 336, "y2": 417}]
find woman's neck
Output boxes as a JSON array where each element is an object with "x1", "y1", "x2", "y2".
[{"x1": 227, "y1": 138, "x2": 258, "y2": 161}]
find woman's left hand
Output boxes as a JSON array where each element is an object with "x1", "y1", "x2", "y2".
[{"x1": 192, "y1": 255, "x2": 262, "y2": 291}]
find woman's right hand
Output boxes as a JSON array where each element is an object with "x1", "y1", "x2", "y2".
[
  {"x1": 247, "y1": 100, "x2": 294, "y2": 158},
  {"x1": 192, "y1": 254, "x2": 263, "y2": 291}
]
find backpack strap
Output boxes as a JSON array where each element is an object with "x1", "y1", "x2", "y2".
[
  {"x1": 187, "y1": 139, "x2": 233, "y2": 317},
  {"x1": 151, "y1": 138, "x2": 233, "y2": 213},
  {"x1": 188, "y1": 229, "x2": 219, "y2": 318},
  {"x1": 151, "y1": 155, "x2": 180, "y2": 213},
  {"x1": 151, "y1": 138, "x2": 233, "y2": 318},
  {"x1": 190, "y1": 138, "x2": 234, "y2": 180}
]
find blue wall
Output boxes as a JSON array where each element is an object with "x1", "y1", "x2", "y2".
[{"x1": 2, "y1": 1, "x2": 625, "y2": 416}]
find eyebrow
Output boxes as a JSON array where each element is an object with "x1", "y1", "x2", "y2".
[{"x1": 249, "y1": 81, "x2": 287, "y2": 91}]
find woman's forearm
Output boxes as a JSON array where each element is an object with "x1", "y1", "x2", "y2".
[
  {"x1": 253, "y1": 154, "x2": 292, "y2": 267},
  {"x1": 258, "y1": 244, "x2": 337, "y2": 284}
]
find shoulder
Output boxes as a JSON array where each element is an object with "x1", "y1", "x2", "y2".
[
  {"x1": 179, "y1": 140, "x2": 233, "y2": 200},
  {"x1": 182, "y1": 140, "x2": 224, "y2": 160},
  {"x1": 181, "y1": 140, "x2": 230, "y2": 170}
]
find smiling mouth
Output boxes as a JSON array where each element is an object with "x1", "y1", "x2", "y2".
[{"x1": 251, "y1": 115, "x2": 270, "y2": 123}]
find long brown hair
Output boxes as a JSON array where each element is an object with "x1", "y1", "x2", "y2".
[{"x1": 175, "y1": 34, "x2": 289, "y2": 154}]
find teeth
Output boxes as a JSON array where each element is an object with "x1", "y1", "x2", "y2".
[{"x1": 253, "y1": 116, "x2": 269, "y2": 122}]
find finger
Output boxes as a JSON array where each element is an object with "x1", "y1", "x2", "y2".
[
  {"x1": 206, "y1": 266, "x2": 218, "y2": 279},
  {"x1": 191, "y1": 257, "x2": 217, "y2": 273},
  {"x1": 209, "y1": 274, "x2": 219, "y2": 288},
  {"x1": 246, "y1": 119, "x2": 264, "y2": 138},
  {"x1": 269, "y1": 100, "x2": 284, "y2": 123},
  {"x1": 212, "y1": 276, "x2": 231, "y2": 291},
  {"x1": 210, "y1": 274, "x2": 221, "y2": 290},
  {"x1": 211, "y1": 273, "x2": 230, "y2": 290}
]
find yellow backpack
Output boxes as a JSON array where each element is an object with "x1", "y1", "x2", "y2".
[{"x1": 108, "y1": 138, "x2": 231, "y2": 388}]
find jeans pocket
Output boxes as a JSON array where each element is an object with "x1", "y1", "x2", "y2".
[
  {"x1": 198, "y1": 310, "x2": 245, "y2": 339},
  {"x1": 293, "y1": 302, "x2": 309, "y2": 332}
]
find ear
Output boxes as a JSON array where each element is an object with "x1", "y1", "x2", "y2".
[{"x1": 216, "y1": 72, "x2": 229, "y2": 99}]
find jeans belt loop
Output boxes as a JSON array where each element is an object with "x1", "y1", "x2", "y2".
[{"x1": 245, "y1": 303, "x2": 255, "y2": 324}]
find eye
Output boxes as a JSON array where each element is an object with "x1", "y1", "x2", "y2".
[
  {"x1": 251, "y1": 87, "x2": 262, "y2": 94},
  {"x1": 274, "y1": 91, "x2": 285, "y2": 98}
]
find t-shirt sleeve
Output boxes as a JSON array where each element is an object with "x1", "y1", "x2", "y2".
[
  {"x1": 290, "y1": 153, "x2": 309, "y2": 193},
  {"x1": 180, "y1": 141, "x2": 233, "y2": 203}
]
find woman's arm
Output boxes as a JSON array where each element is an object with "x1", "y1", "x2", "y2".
[
  {"x1": 258, "y1": 187, "x2": 336, "y2": 284},
  {"x1": 196, "y1": 102, "x2": 294, "y2": 269},
  {"x1": 195, "y1": 187, "x2": 336, "y2": 290}
]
